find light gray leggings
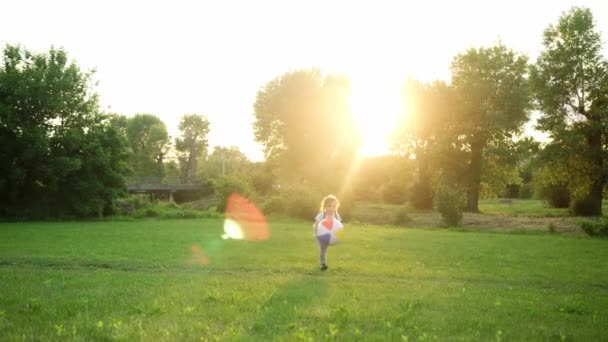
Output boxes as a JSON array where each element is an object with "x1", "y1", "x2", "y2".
[{"x1": 318, "y1": 239, "x2": 329, "y2": 265}]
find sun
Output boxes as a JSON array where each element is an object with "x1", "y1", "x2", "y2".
[{"x1": 349, "y1": 73, "x2": 404, "y2": 157}]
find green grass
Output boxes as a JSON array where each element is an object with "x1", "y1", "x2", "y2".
[{"x1": 1, "y1": 219, "x2": 607, "y2": 340}]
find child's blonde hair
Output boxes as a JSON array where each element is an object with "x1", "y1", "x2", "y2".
[{"x1": 320, "y1": 194, "x2": 340, "y2": 212}]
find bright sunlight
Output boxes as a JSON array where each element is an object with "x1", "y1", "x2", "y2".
[{"x1": 350, "y1": 72, "x2": 404, "y2": 157}]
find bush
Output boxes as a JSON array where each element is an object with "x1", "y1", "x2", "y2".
[
  {"x1": 538, "y1": 184, "x2": 570, "y2": 208},
  {"x1": 381, "y1": 182, "x2": 407, "y2": 205},
  {"x1": 262, "y1": 195, "x2": 284, "y2": 215},
  {"x1": 336, "y1": 191, "x2": 356, "y2": 222},
  {"x1": 435, "y1": 184, "x2": 464, "y2": 226},
  {"x1": 251, "y1": 171, "x2": 275, "y2": 195},
  {"x1": 213, "y1": 176, "x2": 252, "y2": 212},
  {"x1": 115, "y1": 195, "x2": 153, "y2": 215},
  {"x1": 282, "y1": 186, "x2": 321, "y2": 220},
  {"x1": 578, "y1": 220, "x2": 608, "y2": 237},
  {"x1": 503, "y1": 184, "x2": 520, "y2": 198},
  {"x1": 410, "y1": 182, "x2": 434, "y2": 210},
  {"x1": 144, "y1": 208, "x2": 160, "y2": 218},
  {"x1": 518, "y1": 183, "x2": 533, "y2": 199},
  {"x1": 393, "y1": 207, "x2": 411, "y2": 226},
  {"x1": 571, "y1": 197, "x2": 601, "y2": 216}
]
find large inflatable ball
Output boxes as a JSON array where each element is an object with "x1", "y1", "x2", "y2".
[{"x1": 316, "y1": 217, "x2": 344, "y2": 245}]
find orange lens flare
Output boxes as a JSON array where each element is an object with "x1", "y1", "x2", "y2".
[
  {"x1": 223, "y1": 193, "x2": 270, "y2": 241},
  {"x1": 189, "y1": 244, "x2": 210, "y2": 265}
]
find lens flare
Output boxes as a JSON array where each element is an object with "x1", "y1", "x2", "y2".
[
  {"x1": 223, "y1": 193, "x2": 270, "y2": 241},
  {"x1": 189, "y1": 244, "x2": 210, "y2": 265},
  {"x1": 222, "y1": 218, "x2": 244, "y2": 240}
]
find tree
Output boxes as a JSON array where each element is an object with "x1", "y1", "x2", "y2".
[
  {"x1": 253, "y1": 69, "x2": 361, "y2": 191},
  {"x1": 393, "y1": 79, "x2": 455, "y2": 209},
  {"x1": 450, "y1": 43, "x2": 532, "y2": 212},
  {"x1": 57, "y1": 116, "x2": 131, "y2": 216},
  {"x1": 0, "y1": 44, "x2": 130, "y2": 217},
  {"x1": 530, "y1": 7, "x2": 608, "y2": 216},
  {"x1": 125, "y1": 113, "x2": 170, "y2": 177},
  {"x1": 199, "y1": 146, "x2": 251, "y2": 180},
  {"x1": 175, "y1": 114, "x2": 210, "y2": 182}
]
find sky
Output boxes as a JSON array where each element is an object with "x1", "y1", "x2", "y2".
[{"x1": 2, "y1": 0, "x2": 608, "y2": 161}]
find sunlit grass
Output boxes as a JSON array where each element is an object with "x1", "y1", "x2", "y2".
[{"x1": 0, "y1": 219, "x2": 607, "y2": 340}]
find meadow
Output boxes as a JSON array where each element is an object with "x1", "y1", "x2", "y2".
[{"x1": 1, "y1": 201, "x2": 607, "y2": 341}]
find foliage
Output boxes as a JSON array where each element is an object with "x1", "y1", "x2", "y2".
[
  {"x1": 262, "y1": 195, "x2": 284, "y2": 215},
  {"x1": 450, "y1": 43, "x2": 532, "y2": 211},
  {"x1": 518, "y1": 183, "x2": 534, "y2": 199},
  {"x1": 0, "y1": 44, "x2": 130, "y2": 218},
  {"x1": 393, "y1": 80, "x2": 454, "y2": 209},
  {"x1": 571, "y1": 197, "x2": 602, "y2": 217},
  {"x1": 175, "y1": 114, "x2": 210, "y2": 180},
  {"x1": 530, "y1": 7, "x2": 608, "y2": 216},
  {"x1": 435, "y1": 184, "x2": 465, "y2": 226},
  {"x1": 478, "y1": 137, "x2": 522, "y2": 199},
  {"x1": 350, "y1": 155, "x2": 409, "y2": 201},
  {"x1": 281, "y1": 185, "x2": 323, "y2": 221},
  {"x1": 212, "y1": 175, "x2": 252, "y2": 212},
  {"x1": 114, "y1": 195, "x2": 218, "y2": 219},
  {"x1": 410, "y1": 182, "x2": 434, "y2": 209},
  {"x1": 250, "y1": 166, "x2": 276, "y2": 195},
  {"x1": 380, "y1": 182, "x2": 407, "y2": 204},
  {"x1": 537, "y1": 183, "x2": 571, "y2": 208},
  {"x1": 393, "y1": 207, "x2": 412, "y2": 225},
  {"x1": 578, "y1": 219, "x2": 608, "y2": 237},
  {"x1": 533, "y1": 140, "x2": 596, "y2": 206},
  {"x1": 253, "y1": 69, "x2": 361, "y2": 188},
  {"x1": 198, "y1": 146, "x2": 252, "y2": 181}
]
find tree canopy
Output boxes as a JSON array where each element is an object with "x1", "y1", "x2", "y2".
[
  {"x1": 125, "y1": 113, "x2": 170, "y2": 177},
  {"x1": 0, "y1": 44, "x2": 130, "y2": 217},
  {"x1": 531, "y1": 6, "x2": 608, "y2": 215},
  {"x1": 175, "y1": 113, "x2": 210, "y2": 181},
  {"x1": 253, "y1": 69, "x2": 362, "y2": 191},
  {"x1": 450, "y1": 43, "x2": 532, "y2": 211}
]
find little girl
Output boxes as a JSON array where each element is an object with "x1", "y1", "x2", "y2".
[{"x1": 312, "y1": 194, "x2": 341, "y2": 271}]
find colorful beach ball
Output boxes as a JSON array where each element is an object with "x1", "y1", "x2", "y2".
[{"x1": 315, "y1": 217, "x2": 344, "y2": 245}]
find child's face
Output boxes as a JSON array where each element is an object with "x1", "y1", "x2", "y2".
[{"x1": 324, "y1": 201, "x2": 337, "y2": 215}]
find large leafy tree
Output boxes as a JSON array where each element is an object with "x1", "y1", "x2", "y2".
[
  {"x1": 393, "y1": 79, "x2": 456, "y2": 209},
  {"x1": 253, "y1": 69, "x2": 361, "y2": 190},
  {"x1": 531, "y1": 7, "x2": 608, "y2": 216},
  {"x1": 0, "y1": 44, "x2": 130, "y2": 217},
  {"x1": 125, "y1": 113, "x2": 170, "y2": 177},
  {"x1": 175, "y1": 113, "x2": 210, "y2": 181},
  {"x1": 450, "y1": 43, "x2": 532, "y2": 212}
]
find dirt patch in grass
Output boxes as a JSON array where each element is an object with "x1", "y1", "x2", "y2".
[
  {"x1": 349, "y1": 202, "x2": 588, "y2": 235},
  {"x1": 407, "y1": 212, "x2": 585, "y2": 235}
]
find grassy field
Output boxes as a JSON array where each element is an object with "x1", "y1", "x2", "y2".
[{"x1": 1, "y1": 215, "x2": 607, "y2": 341}]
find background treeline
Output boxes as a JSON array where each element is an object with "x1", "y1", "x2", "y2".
[{"x1": 1, "y1": 7, "x2": 607, "y2": 220}]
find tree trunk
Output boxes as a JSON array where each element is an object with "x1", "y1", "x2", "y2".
[
  {"x1": 188, "y1": 145, "x2": 197, "y2": 180},
  {"x1": 416, "y1": 153, "x2": 434, "y2": 209},
  {"x1": 466, "y1": 141, "x2": 483, "y2": 212},
  {"x1": 586, "y1": 121, "x2": 604, "y2": 216}
]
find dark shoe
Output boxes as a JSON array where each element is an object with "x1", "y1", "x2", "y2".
[{"x1": 320, "y1": 264, "x2": 328, "y2": 271}]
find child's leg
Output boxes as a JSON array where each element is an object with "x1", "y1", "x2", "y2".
[{"x1": 319, "y1": 242, "x2": 328, "y2": 266}]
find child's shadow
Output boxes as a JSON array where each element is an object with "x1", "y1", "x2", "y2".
[{"x1": 245, "y1": 276, "x2": 327, "y2": 339}]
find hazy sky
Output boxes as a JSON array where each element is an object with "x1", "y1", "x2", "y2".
[{"x1": 2, "y1": 0, "x2": 608, "y2": 161}]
